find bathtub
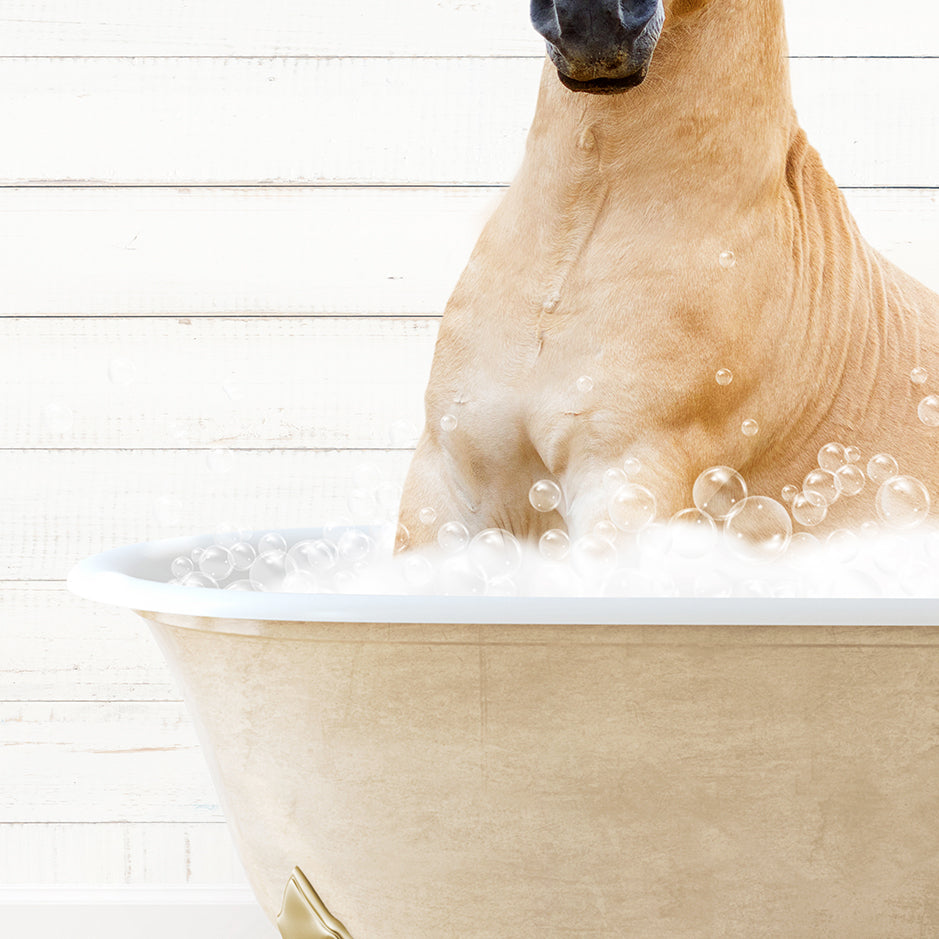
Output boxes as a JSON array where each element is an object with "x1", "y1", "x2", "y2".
[{"x1": 69, "y1": 528, "x2": 939, "y2": 937}]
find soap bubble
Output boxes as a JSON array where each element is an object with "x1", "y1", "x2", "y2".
[
  {"x1": 107, "y1": 357, "x2": 136, "y2": 386},
  {"x1": 741, "y1": 419, "x2": 759, "y2": 437},
  {"x1": 332, "y1": 570, "x2": 358, "y2": 593},
  {"x1": 789, "y1": 531, "x2": 821, "y2": 553},
  {"x1": 171, "y1": 556, "x2": 194, "y2": 579},
  {"x1": 571, "y1": 534, "x2": 618, "y2": 580},
  {"x1": 623, "y1": 457, "x2": 642, "y2": 476},
  {"x1": 282, "y1": 571, "x2": 320, "y2": 593},
  {"x1": 539, "y1": 528, "x2": 571, "y2": 562},
  {"x1": 736, "y1": 579, "x2": 774, "y2": 598},
  {"x1": 258, "y1": 531, "x2": 287, "y2": 555},
  {"x1": 875, "y1": 475, "x2": 931, "y2": 530},
  {"x1": 529, "y1": 479, "x2": 562, "y2": 513},
  {"x1": 693, "y1": 466, "x2": 747, "y2": 521},
  {"x1": 602, "y1": 467, "x2": 629, "y2": 492},
  {"x1": 401, "y1": 554, "x2": 435, "y2": 592},
  {"x1": 205, "y1": 448, "x2": 234, "y2": 474},
  {"x1": 638, "y1": 522, "x2": 672, "y2": 556},
  {"x1": 867, "y1": 453, "x2": 899, "y2": 484},
  {"x1": 198, "y1": 545, "x2": 234, "y2": 580},
  {"x1": 917, "y1": 395, "x2": 939, "y2": 427},
  {"x1": 834, "y1": 464, "x2": 866, "y2": 497},
  {"x1": 603, "y1": 568, "x2": 663, "y2": 598},
  {"x1": 249, "y1": 551, "x2": 288, "y2": 590},
  {"x1": 790, "y1": 491, "x2": 827, "y2": 527},
  {"x1": 212, "y1": 524, "x2": 243, "y2": 548},
  {"x1": 608, "y1": 483, "x2": 657, "y2": 533},
  {"x1": 282, "y1": 570, "x2": 319, "y2": 592},
  {"x1": 42, "y1": 402, "x2": 74, "y2": 435},
  {"x1": 229, "y1": 541, "x2": 257, "y2": 571},
  {"x1": 440, "y1": 414, "x2": 458, "y2": 432},
  {"x1": 338, "y1": 529, "x2": 374, "y2": 563},
  {"x1": 394, "y1": 523, "x2": 410, "y2": 553},
  {"x1": 724, "y1": 496, "x2": 792, "y2": 562},
  {"x1": 323, "y1": 517, "x2": 353, "y2": 544},
  {"x1": 486, "y1": 578, "x2": 517, "y2": 597},
  {"x1": 287, "y1": 539, "x2": 337, "y2": 574},
  {"x1": 225, "y1": 579, "x2": 256, "y2": 591},
  {"x1": 468, "y1": 529, "x2": 523, "y2": 580},
  {"x1": 181, "y1": 572, "x2": 218, "y2": 588},
  {"x1": 781, "y1": 485, "x2": 798, "y2": 504},
  {"x1": 803, "y1": 468, "x2": 842, "y2": 506},
  {"x1": 693, "y1": 570, "x2": 734, "y2": 598},
  {"x1": 529, "y1": 560, "x2": 581, "y2": 597},
  {"x1": 419, "y1": 506, "x2": 437, "y2": 526},
  {"x1": 871, "y1": 532, "x2": 913, "y2": 575},
  {"x1": 719, "y1": 250, "x2": 736, "y2": 269},
  {"x1": 826, "y1": 529, "x2": 860, "y2": 564},
  {"x1": 845, "y1": 446, "x2": 861, "y2": 463},
  {"x1": 437, "y1": 556, "x2": 487, "y2": 596},
  {"x1": 190, "y1": 547, "x2": 204, "y2": 563},
  {"x1": 817, "y1": 442, "x2": 848, "y2": 472},
  {"x1": 911, "y1": 367, "x2": 929, "y2": 384},
  {"x1": 437, "y1": 520, "x2": 470, "y2": 555},
  {"x1": 715, "y1": 368, "x2": 733, "y2": 386},
  {"x1": 668, "y1": 508, "x2": 716, "y2": 558},
  {"x1": 594, "y1": 519, "x2": 619, "y2": 544},
  {"x1": 576, "y1": 375, "x2": 594, "y2": 393},
  {"x1": 828, "y1": 570, "x2": 881, "y2": 599}
]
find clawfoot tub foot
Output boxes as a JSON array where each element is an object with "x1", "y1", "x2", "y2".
[{"x1": 276, "y1": 867, "x2": 355, "y2": 939}]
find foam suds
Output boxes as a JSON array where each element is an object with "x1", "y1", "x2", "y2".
[
  {"x1": 168, "y1": 521, "x2": 939, "y2": 599},
  {"x1": 167, "y1": 446, "x2": 938, "y2": 599}
]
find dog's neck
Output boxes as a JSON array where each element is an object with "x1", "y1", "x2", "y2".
[{"x1": 521, "y1": 1, "x2": 797, "y2": 222}]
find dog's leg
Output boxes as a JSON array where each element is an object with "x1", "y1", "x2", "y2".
[
  {"x1": 397, "y1": 433, "x2": 482, "y2": 550},
  {"x1": 560, "y1": 447, "x2": 691, "y2": 543},
  {"x1": 399, "y1": 433, "x2": 566, "y2": 550}
]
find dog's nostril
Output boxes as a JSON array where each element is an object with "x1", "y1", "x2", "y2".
[{"x1": 530, "y1": 0, "x2": 562, "y2": 44}]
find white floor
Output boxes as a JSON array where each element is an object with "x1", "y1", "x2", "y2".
[{"x1": 0, "y1": 886, "x2": 280, "y2": 939}]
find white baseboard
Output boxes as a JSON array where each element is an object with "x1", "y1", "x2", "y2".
[{"x1": 0, "y1": 885, "x2": 280, "y2": 938}]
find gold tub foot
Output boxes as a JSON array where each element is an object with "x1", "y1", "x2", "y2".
[{"x1": 276, "y1": 867, "x2": 355, "y2": 939}]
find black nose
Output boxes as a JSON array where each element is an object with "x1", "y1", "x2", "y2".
[{"x1": 530, "y1": 0, "x2": 665, "y2": 93}]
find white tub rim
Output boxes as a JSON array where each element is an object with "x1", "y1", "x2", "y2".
[{"x1": 65, "y1": 527, "x2": 939, "y2": 627}]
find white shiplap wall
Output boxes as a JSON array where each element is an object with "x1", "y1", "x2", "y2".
[{"x1": 2, "y1": 0, "x2": 937, "y2": 906}]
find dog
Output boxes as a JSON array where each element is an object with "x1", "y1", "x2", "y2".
[{"x1": 398, "y1": 0, "x2": 939, "y2": 548}]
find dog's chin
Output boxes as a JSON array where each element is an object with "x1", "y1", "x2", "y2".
[{"x1": 556, "y1": 68, "x2": 648, "y2": 95}]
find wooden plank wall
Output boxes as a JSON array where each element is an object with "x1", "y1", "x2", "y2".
[{"x1": 2, "y1": 0, "x2": 937, "y2": 887}]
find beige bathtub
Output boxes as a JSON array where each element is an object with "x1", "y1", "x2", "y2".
[{"x1": 69, "y1": 530, "x2": 939, "y2": 937}]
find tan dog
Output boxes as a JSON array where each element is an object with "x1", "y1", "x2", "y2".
[{"x1": 399, "y1": 0, "x2": 939, "y2": 547}]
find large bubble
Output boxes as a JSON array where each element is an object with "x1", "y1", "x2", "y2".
[
  {"x1": 790, "y1": 491, "x2": 827, "y2": 528},
  {"x1": 692, "y1": 466, "x2": 747, "y2": 521},
  {"x1": 529, "y1": 479, "x2": 562, "y2": 513},
  {"x1": 608, "y1": 483, "x2": 657, "y2": 533},
  {"x1": 468, "y1": 529, "x2": 523, "y2": 580},
  {"x1": 723, "y1": 496, "x2": 792, "y2": 562},
  {"x1": 875, "y1": 476, "x2": 931, "y2": 530},
  {"x1": 867, "y1": 453, "x2": 899, "y2": 485},
  {"x1": 803, "y1": 468, "x2": 842, "y2": 506},
  {"x1": 668, "y1": 508, "x2": 717, "y2": 559}
]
